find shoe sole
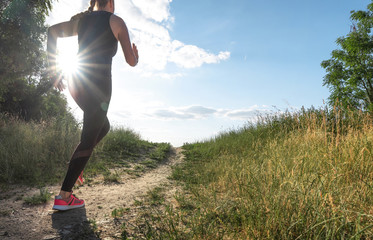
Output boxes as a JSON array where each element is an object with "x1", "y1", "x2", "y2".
[{"x1": 52, "y1": 203, "x2": 85, "y2": 211}]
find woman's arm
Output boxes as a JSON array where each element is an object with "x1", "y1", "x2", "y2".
[
  {"x1": 110, "y1": 15, "x2": 139, "y2": 67},
  {"x1": 47, "y1": 20, "x2": 79, "y2": 90}
]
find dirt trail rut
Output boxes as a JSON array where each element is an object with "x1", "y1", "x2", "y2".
[{"x1": 0, "y1": 147, "x2": 184, "y2": 239}]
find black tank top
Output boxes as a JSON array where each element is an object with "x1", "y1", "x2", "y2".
[{"x1": 78, "y1": 11, "x2": 118, "y2": 65}]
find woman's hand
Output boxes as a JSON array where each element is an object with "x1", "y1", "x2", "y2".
[
  {"x1": 54, "y1": 79, "x2": 66, "y2": 91},
  {"x1": 132, "y1": 43, "x2": 139, "y2": 64},
  {"x1": 50, "y1": 71, "x2": 66, "y2": 91}
]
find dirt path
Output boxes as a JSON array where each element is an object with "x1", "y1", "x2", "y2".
[{"x1": 0, "y1": 147, "x2": 184, "y2": 240}]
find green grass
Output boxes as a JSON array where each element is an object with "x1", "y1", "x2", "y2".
[
  {"x1": 99, "y1": 128, "x2": 145, "y2": 156},
  {"x1": 0, "y1": 114, "x2": 171, "y2": 185},
  {"x1": 24, "y1": 188, "x2": 53, "y2": 205},
  {"x1": 117, "y1": 186, "x2": 169, "y2": 239},
  {"x1": 149, "y1": 142, "x2": 172, "y2": 162},
  {"x1": 0, "y1": 114, "x2": 80, "y2": 185},
  {"x1": 103, "y1": 171, "x2": 121, "y2": 183},
  {"x1": 111, "y1": 207, "x2": 130, "y2": 219},
  {"x1": 140, "y1": 159, "x2": 158, "y2": 168},
  {"x1": 151, "y1": 107, "x2": 373, "y2": 239},
  {"x1": 85, "y1": 127, "x2": 171, "y2": 177},
  {"x1": 146, "y1": 187, "x2": 166, "y2": 206}
]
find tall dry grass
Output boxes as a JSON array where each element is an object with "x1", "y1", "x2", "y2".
[
  {"x1": 151, "y1": 107, "x2": 373, "y2": 239},
  {"x1": 0, "y1": 114, "x2": 80, "y2": 185},
  {"x1": 0, "y1": 115, "x2": 171, "y2": 187}
]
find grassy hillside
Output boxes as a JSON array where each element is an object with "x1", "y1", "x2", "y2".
[
  {"x1": 2, "y1": 107, "x2": 373, "y2": 239},
  {"x1": 0, "y1": 114, "x2": 171, "y2": 187},
  {"x1": 0, "y1": 114, "x2": 80, "y2": 185},
  {"x1": 148, "y1": 107, "x2": 373, "y2": 239}
]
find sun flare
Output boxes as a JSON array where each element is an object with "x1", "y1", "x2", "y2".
[{"x1": 56, "y1": 37, "x2": 79, "y2": 77}]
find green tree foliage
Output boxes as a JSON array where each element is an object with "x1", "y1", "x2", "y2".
[
  {"x1": 321, "y1": 2, "x2": 373, "y2": 112},
  {"x1": 0, "y1": 0, "x2": 71, "y2": 120}
]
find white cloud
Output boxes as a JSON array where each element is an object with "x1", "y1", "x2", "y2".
[
  {"x1": 140, "y1": 71, "x2": 184, "y2": 80},
  {"x1": 114, "y1": 0, "x2": 231, "y2": 75},
  {"x1": 147, "y1": 105, "x2": 279, "y2": 121},
  {"x1": 130, "y1": 0, "x2": 173, "y2": 23},
  {"x1": 46, "y1": 0, "x2": 230, "y2": 79},
  {"x1": 170, "y1": 41, "x2": 231, "y2": 68},
  {"x1": 149, "y1": 105, "x2": 214, "y2": 120},
  {"x1": 152, "y1": 109, "x2": 195, "y2": 120},
  {"x1": 183, "y1": 106, "x2": 217, "y2": 116}
]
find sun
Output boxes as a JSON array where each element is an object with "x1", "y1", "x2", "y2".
[{"x1": 56, "y1": 37, "x2": 79, "y2": 77}]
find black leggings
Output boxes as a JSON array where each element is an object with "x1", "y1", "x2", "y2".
[{"x1": 61, "y1": 65, "x2": 112, "y2": 192}]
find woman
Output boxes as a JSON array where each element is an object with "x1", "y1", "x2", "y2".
[{"x1": 47, "y1": 0, "x2": 138, "y2": 211}]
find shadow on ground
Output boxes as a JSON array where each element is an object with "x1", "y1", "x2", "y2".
[{"x1": 52, "y1": 207, "x2": 99, "y2": 239}]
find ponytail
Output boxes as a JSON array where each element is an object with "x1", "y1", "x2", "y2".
[
  {"x1": 88, "y1": 0, "x2": 96, "y2": 12},
  {"x1": 70, "y1": 0, "x2": 96, "y2": 21}
]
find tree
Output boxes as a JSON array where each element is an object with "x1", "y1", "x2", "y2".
[
  {"x1": 0, "y1": 0, "x2": 71, "y2": 120},
  {"x1": 0, "y1": 0, "x2": 51, "y2": 94},
  {"x1": 321, "y1": 1, "x2": 373, "y2": 112}
]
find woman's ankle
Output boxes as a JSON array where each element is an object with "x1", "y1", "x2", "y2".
[{"x1": 59, "y1": 190, "x2": 72, "y2": 200}]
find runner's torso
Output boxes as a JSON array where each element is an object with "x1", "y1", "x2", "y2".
[
  {"x1": 78, "y1": 11, "x2": 118, "y2": 65},
  {"x1": 69, "y1": 11, "x2": 118, "y2": 112}
]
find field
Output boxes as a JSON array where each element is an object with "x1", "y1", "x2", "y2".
[
  {"x1": 1, "y1": 107, "x2": 373, "y2": 239},
  {"x1": 0, "y1": 114, "x2": 170, "y2": 187},
  {"x1": 145, "y1": 107, "x2": 373, "y2": 239}
]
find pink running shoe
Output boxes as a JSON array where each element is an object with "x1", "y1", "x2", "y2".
[
  {"x1": 76, "y1": 171, "x2": 85, "y2": 186},
  {"x1": 52, "y1": 193, "x2": 85, "y2": 211}
]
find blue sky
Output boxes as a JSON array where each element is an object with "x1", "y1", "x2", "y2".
[{"x1": 46, "y1": 0, "x2": 372, "y2": 146}]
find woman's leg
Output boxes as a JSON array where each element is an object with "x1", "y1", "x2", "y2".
[
  {"x1": 75, "y1": 117, "x2": 110, "y2": 184},
  {"x1": 59, "y1": 69, "x2": 112, "y2": 198},
  {"x1": 60, "y1": 109, "x2": 108, "y2": 193},
  {"x1": 95, "y1": 117, "x2": 110, "y2": 147}
]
